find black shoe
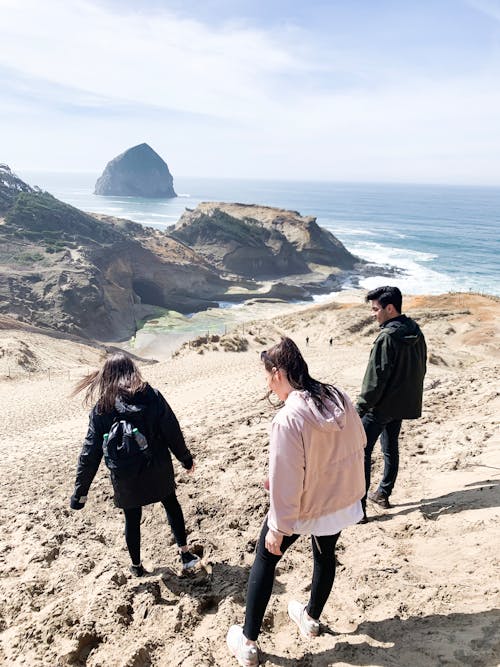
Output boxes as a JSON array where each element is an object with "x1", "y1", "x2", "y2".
[
  {"x1": 358, "y1": 512, "x2": 369, "y2": 524},
  {"x1": 180, "y1": 550, "x2": 200, "y2": 572},
  {"x1": 368, "y1": 490, "x2": 391, "y2": 509},
  {"x1": 129, "y1": 563, "x2": 146, "y2": 577}
]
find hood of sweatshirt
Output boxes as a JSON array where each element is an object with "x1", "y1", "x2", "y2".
[
  {"x1": 114, "y1": 384, "x2": 156, "y2": 418},
  {"x1": 381, "y1": 314, "x2": 423, "y2": 347},
  {"x1": 284, "y1": 389, "x2": 347, "y2": 432}
]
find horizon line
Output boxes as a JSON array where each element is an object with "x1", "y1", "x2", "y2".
[{"x1": 12, "y1": 168, "x2": 500, "y2": 190}]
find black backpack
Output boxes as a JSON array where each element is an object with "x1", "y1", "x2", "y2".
[{"x1": 102, "y1": 420, "x2": 152, "y2": 471}]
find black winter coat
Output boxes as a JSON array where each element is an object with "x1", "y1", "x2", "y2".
[
  {"x1": 72, "y1": 385, "x2": 193, "y2": 509},
  {"x1": 357, "y1": 315, "x2": 427, "y2": 420}
]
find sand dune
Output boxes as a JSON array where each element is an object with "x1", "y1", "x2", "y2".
[{"x1": 0, "y1": 293, "x2": 499, "y2": 666}]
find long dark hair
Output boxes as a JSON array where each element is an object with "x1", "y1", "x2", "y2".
[
  {"x1": 261, "y1": 337, "x2": 343, "y2": 413},
  {"x1": 72, "y1": 352, "x2": 147, "y2": 413}
]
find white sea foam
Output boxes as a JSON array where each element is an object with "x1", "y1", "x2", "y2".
[
  {"x1": 328, "y1": 227, "x2": 378, "y2": 237},
  {"x1": 321, "y1": 219, "x2": 378, "y2": 236},
  {"x1": 350, "y1": 241, "x2": 466, "y2": 295},
  {"x1": 327, "y1": 225, "x2": 408, "y2": 239},
  {"x1": 312, "y1": 291, "x2": 343, "y2": 304}
]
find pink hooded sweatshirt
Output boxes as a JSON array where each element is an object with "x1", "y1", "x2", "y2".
[{"x1": 267, "y1": 389, "x2": 366, "y2": 536}]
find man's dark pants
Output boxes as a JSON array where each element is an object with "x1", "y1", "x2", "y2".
[{"x1": 362, "y1": 412, "x2": 402, "y2": 505}]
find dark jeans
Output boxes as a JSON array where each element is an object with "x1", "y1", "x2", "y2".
[
  {"x1": 123, "y1": 492, "x2": 187, "y2": 565},
  {"x1": 362, "y1": 412, "x2": 402, "y2": 503},
  {"x1": 243, "y1": 518, "x2": 341, "y2": 641}
]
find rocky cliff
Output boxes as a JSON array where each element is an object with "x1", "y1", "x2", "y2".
[
  {"x1": 0, "y1": 167, "x2": 387, "y2": 343},
  {"x1": 170, "y1": 202, "x2": 362, "y2": 279},
  {"x1": 95, "y1": 143, "x2": 177, "y2": 198},
  {"x1": 0, "y1": 167, "x2": 224, "y2": 340}
]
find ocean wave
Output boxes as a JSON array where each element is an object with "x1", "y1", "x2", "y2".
[
  {"x1": 350, "y1": 240, "x2": 494, "y2": 295},
  {"x1": 345, "y1": 240, "x2": 450, "y2": 294},
  {"x1": 321, "y1": 219, "x2": 378, "y2": 236},
  {"x1": 353, "y1": 241, "x2": 438, "y2": 264},
  {"x1": 358, "y1": 268, "x2": 499, "y2": 296},
  {"x1": 328, "y1": 227, "x2": 378, "y2": 237}
]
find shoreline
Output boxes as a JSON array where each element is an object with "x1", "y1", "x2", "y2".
[
  {"x1": 16, "y1": 173, "x2": 500, "y2": 299},
  {"x1": 121, "y1": 287, "x2": 367, "y2": 359},
  {"x1": 121, "y1": 286, "x2": 500, "y2": 360}
]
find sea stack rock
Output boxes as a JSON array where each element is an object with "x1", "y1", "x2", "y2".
[{"x1": 95, "y1": 143, "x2": 177, "y2": 198}]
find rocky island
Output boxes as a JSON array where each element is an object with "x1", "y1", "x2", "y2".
[{"x1": 94, "y1": 143, "x2": 177, "y2": 198}]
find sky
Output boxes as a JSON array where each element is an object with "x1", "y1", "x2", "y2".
[{"x1": 1, "y1": 0, "x2": 500, "y2": 184}]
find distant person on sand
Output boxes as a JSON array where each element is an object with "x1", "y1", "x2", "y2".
[
  {"x1": 227, "y1": 337, "x2": 366, "y2": 666},
  {"x1": 306, "y1": 336, "x2": 309, "y2": 345},
  {"x1": 357, "y1": 286, "x2": 427, "y2": 521},
  {"x1": 329, "y1": 337, "x2": 333, "y2": 347},
  {"x1": 69, "y1": 352, "x2": 199, "y2": 576}
]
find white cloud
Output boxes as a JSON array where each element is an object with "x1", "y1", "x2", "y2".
[
  {"x1": 0, "y1": 0, "x2": 300, "y2": 121},
  {"x1": 1, "y1": 0, "x2": 500, "y2": 183}
]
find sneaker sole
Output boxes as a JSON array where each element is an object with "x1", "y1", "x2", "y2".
[
  {"x1": 226, "y1": 639, "x2": 259, "y2": 667},
  {"x1": 288, "y1": 606, "x2": 319, "y2": 639}
]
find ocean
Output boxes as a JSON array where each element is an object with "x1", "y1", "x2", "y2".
[
  {"x1": 19, "y1": 171, "x2": 499, "y2": 297},
  {"x1": 16, "y1": 171, "x2": 500, "y2": 349}
]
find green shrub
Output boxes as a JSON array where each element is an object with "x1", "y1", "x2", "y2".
[
  {"x1": 5, "y1": 191, "x2": 119, "y2": 244},
  {"x1": 15, "y1": 251, "x2": 45, "y2": 264}
]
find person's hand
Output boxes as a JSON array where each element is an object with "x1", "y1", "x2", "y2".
[
  {"x1": 263, "y1": 477, "x2": 269, "y2": 492},
  {"x1": 186, "y1": 462, "x2": 195, "y2": 475},
  {"x1": 265, "y1": 528, "x2": 283, "y2": 556}
]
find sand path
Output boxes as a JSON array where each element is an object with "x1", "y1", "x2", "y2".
[{"x1": 0, "y1": 294, "x2": 499, "y2": 666}]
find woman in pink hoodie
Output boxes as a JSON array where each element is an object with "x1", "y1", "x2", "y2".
[{"x1": 227, "y1": 337, "x2": 366, "y2": 667}]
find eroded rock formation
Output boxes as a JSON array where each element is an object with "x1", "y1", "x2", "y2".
[
  {"x1": 0, "y1": 170, "x2": 224, "y2": 340},
  {"x1": 171, "y1": 202, "x2": 362, "y2": 279}
]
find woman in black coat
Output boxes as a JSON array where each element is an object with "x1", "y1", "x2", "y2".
[{"x1": 70, "y1": 352, "x2": 199, "y2": 575}]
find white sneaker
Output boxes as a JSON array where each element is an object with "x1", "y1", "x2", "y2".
[
  {"x1": 288, "y1": 600, "x2": 320, "y2": 638},
  {"x1": 180, "y1": 550, "x2": 201, "y2": 572},
  {"x1": 226, "y1": 625, "x2": 259, "y2": 666}
]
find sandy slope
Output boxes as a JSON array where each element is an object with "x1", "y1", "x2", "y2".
[{"x1": 0, "y1": 293, "x2": 499, "y2": 666}]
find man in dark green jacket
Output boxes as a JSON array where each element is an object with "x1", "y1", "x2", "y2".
[{"x1": 357, "y1": 286, "x2": 426, "y2": 519}]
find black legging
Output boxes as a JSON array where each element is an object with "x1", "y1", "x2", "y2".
[
  {"x1": 243, "y1": 518, "x2": 341, "y2": 641},
  {"x1": 123, "y1": 492, "x2": 187, "y2": 565}
]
